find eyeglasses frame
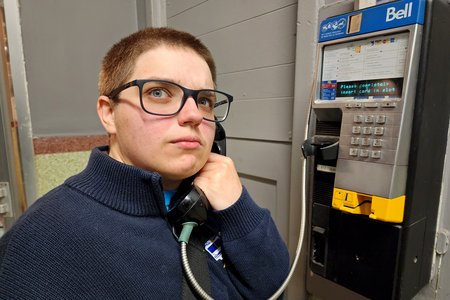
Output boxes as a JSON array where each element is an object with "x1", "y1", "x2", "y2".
[{"x1": 107, "y1": 79, "x2": 233, "y2": 123}]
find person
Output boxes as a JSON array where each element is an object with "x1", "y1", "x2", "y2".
[{"x1": 0, "y1": 27, "x2": 289, "y2": 299}]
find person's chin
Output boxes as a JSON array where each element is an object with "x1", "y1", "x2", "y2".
[{"x1": 177, "y1": 161, "x2": 203, "y2": 177}]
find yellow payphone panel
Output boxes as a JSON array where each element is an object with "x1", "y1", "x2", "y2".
[{"x1": 332, "y1": 188, "x2": 405, "y2": 223}]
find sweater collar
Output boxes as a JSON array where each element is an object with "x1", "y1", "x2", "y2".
[{"x1": 65, "y1": 146, "x2": 166, "y2": 217}]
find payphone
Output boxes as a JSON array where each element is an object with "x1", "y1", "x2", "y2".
[{"x1": 303, "y1": 0, "x2": 450, "y2": 299}]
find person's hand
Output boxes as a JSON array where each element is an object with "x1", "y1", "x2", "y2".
[{"x1": 194, "y1": 153, "x2": 243, "y2": 211}]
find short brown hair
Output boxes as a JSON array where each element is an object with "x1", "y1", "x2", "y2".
[{"x1": 98, "y1": 27, "x2": 216, "y2": 97}]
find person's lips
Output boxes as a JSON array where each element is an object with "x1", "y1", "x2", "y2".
[{"x1": 171, "y1": 136, "x2": 202, "y2": 149}]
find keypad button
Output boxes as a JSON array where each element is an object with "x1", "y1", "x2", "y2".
[
  {"x1": 359, "y1": 149, "x2": 369, "y2": 157},
  {"x1": 364, "y1": 115, "x2": 374, "y2": 123},
  {"x1": 362, "y1": 127, "x2": 372, "y2": 135},
  {"x1": 350, "y1": 137, "x2": 360, "y2": 145},
  {"x1": 353, "y1": 115, "x2": 363, "y2": 123},
  {"x1": 373, "y1": 139, "x2": 383, "y2": 147},
  {"x1": 361, "y1": 138, "x2": 371, "y2": 146},
  {"x1": 349, "y1": 148, "x2": 359, "y2": 156},
  {"x1": 375, "y1": 115, "x2": 386, "y2": 124},
  {"x1": 352, "y1": 126, "x2": 361, "y2": 134},
  {"x1": 371, "y1": 150, "x2": 381, "y2": 159},
  {"x1": 374, "y1": 127, "x2": 385, "y2": 136}
]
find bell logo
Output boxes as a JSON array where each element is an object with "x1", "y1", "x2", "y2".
[{"x1": 386, "y1": 2, "x2": 413, "y2": 22}]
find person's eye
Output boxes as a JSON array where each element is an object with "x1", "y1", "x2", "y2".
[
  {"x1": 198, "y1": 97, "x2": 214, "y2": 108},
  {"x1": 148, "y1": 88, "x2": 169, "y2": 98}
]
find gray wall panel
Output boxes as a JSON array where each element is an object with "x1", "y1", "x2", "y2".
[
  {"x1": 166, "y1": 0, "x2": 206, "y2": 18},
  {"x1": 227, "y1": 138, "x2": 291, "y2": 241},
  {"x1": 168, "y1": 0, "x2": 297, "y2": 36},
  {"x1": 20, "y1": 0, "x2": 138, "y2": 136},
  {"x1": 217, "y1": 63, "x2": 295, "y2": 100},
  {"x1": 224, "y1": 97, "x2": 293, "y2": 142},
  {"x1": 240, "y1": 177, "x2": 277, "y2": 219},
  {"x1": 200, "y1": 5, "x2": 297, "y2": 75}
]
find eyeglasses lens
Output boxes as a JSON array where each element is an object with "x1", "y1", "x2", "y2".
[{"x1": 141, "y1": 81, "x2": 229, "y2": 121}]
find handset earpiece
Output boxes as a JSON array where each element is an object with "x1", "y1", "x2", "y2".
[
  {"x1": 167, "y1": 184, "x2": 209, "y2": 227},
  {"x1": 212, "y1": 122, "x2": 226, "y2": 155}
]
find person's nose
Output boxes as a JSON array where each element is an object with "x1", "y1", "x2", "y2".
[{"x1": 177, "y1": 96, "x2": 203, "y2": 125}]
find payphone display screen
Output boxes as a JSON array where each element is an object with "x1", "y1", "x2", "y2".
[{"x1": 320, "y1": 32, "x2": 409, "y2": 101}]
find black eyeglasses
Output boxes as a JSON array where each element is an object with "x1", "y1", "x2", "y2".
[{"x1": 108, "y1": 79, "x2": 233, "y2": 122}]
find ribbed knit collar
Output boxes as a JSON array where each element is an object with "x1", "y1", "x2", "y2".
[{"x1": 65, "y1": 146, "x2": 166, "y2": 217}]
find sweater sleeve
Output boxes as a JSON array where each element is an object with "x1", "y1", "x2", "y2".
[{"x1": 211, "y1": 187, "x2": 290, "y2": 299}]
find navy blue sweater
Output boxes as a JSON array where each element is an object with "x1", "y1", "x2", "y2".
[{"x1": 0, "y1": 147, "x2": 289, "y2": 299}]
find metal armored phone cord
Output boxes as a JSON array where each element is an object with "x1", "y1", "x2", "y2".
[
  {"x1": 178, "y1": 222, "x2": 214, "y2": 300},
  {"x1": 267, "y1": 140, "x2": 308, "y2": 300},
  {"x1": 178, "y1": 151, "x2": 307, "y2": 300}
]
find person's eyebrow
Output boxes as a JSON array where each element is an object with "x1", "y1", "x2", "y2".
[{"x1": 140, "y1": 77, "x2": 214, "y2": 90}]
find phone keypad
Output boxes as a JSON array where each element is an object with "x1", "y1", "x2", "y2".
[
  {"x1": 351, "y1": 114, "x2": 386, "y2": 159},
  {"x1": 342, "y1": 111, "x2": 398, "y2": 163}
]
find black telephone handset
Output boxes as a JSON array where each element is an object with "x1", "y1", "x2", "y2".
[{"x1": 167, "y1": 123, "x2": 226, "y2": 227}]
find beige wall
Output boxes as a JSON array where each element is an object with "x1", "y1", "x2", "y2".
[{"x1": 35, "y1": 151, "x2": 90, "y2": 197}]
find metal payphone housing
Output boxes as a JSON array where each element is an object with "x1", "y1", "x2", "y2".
[{"x1": 304, "y1": 0, "x2": 450, "y2": 299}]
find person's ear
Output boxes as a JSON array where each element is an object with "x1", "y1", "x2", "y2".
[{"x1": 97, "y1": 96, "x2": 117, "y2": 134}]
